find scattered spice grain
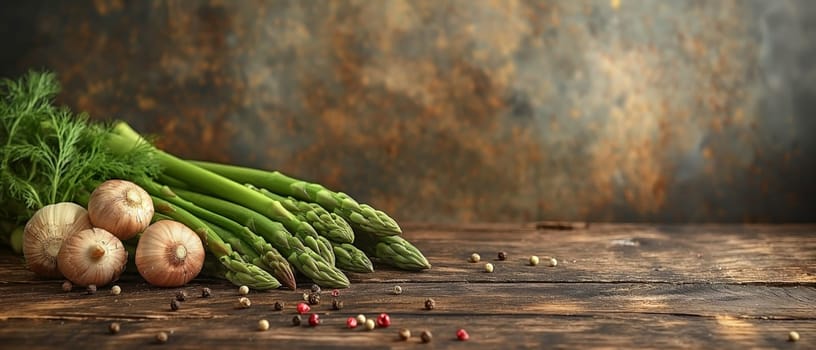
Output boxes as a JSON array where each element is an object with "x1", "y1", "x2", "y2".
[
  {"x1": 308, "y1": 313, "x2": 320, "y2": 327},
  {"x1": 420, "y1": 330, "x2": 432, "y2": 343},
  {"x1": 308, "y1": 292, "x2": 321, "y2": 305},
  {"x1": 424, "y1": 298, "x2": 435, "y2": 310},
  {"x1": 238, "y1": 297, "x2": 251, "y2": 309},
  {"x1": 529, "y1": 255, "x2": 540, "y2": 266},
  {"x1": 170, "y1": 299, "x2": 180, "y2": 311},
  {"x1": 332, "y1": 299, "x2": 344, "y2": 310},
  {"x1": 110, "y1": 285, "x2": 121, "y2": 295},
  {"x1": 175, "y1": 290, "x2": 187, "y2": 301},
  {"x1": 292, "y1": 315, "x2": 302, "y2": 326},
  {"x1": 86, "y1": 284, "x2": 97, "y2": 294},
  {"x1": 789, "y1": 331, "x2": 800, "y2": 342},
  {"x1": 238, "y1": 285, "x2": 249, "y2": 295},
  {"x1": 201, "y1": 287, "x2": 212, "y2": 298},
  {"x1": 469, "y1": 253, "x2": 481, "y2": 263},
  {"x1": 258, "y1": 319, "x2": 269, "y2": 331},
  {"x1": 393, "y1": 285, "x2": 403, "y2": 295},
  {"x1": 364, "y1": 319, "x2": 376, "y2": 330},
  {"x1": 398, "y1": 328, "x2": 411, "y2": 340},
  {"x1": 108, "y1": 322, "x2": 120, "y2": 334},
  {"x1": 484, "y1": 263, "x2": 494, "y2": 273},
  {"x1": 61, "y1": 280, "x2": 72, "y2": 292},
  {"x1": 155, "y1": 331, "x2": 168, "y2": 344},
  {"x1": 497, "y1": 251, "x2": 507, "y2": 261},
  {"x1": 346, "y1": 317, "x2": 358, "y2": 328},
  {"x1": 273, "y1": 301, "x2": 284, "y2": 311}
]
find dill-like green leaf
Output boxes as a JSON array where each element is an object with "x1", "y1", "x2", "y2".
[{"x1": 0, "y1": 71, "x2": 161, "y2": 224}]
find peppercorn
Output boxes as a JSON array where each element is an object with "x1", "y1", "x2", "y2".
[
  {"x1": 376, "y1": 313, "x2": 391, "y2": 328},
  {"x1": 484, "y1": 263, "x2": 494, "y2": 273},
  {"x1": 311, "y1": 284, "x2": 321, "y2": 293},
  {"x1": 356, "y1": 314, "x2": 367, "y2": 325},
  {"x1": 170, "y1": 299, "x2": 180, "y2": 311},
  {"x1": 456, "y1": 328, "x2": 469, "y2": 341},
  {"x1": 424, "y1": 298, "x2": 435, "y2": 310},
  {"x1": 398, "y1": 328, "x2": 411, "y2": 340},
  {"x1": 789, "y1": 331, "x2": 800, "y2": 342},
  {"x1": 108, "y1": 322, "x2": 120, "y2": 334},
  {"x1": 175, "y1": 290, "x2": 187, "y2": 301},
  {"x1": 110, "y1": 285, "x2": 121, "y2": 296},
  {"x1": 529, "y1": 255, "x2": 540, "y2": 266},
  {"x1": 273, "y1": 301, "x2": 284, "y2": 311},
  {"x1": 331, "y1": 289, "x2": 340, "y2": 297},
  {"x1": 497, "y1": 251, "x2": 507, "y2": 261},
  {"x1": 292, "y1": 315, "x2": 302, "y2": 326},
  {"x1": 61, "y1": 280, "x2": 72, "y2": 292},
  {"x1": 258, "y1": 319, "x2": 270, "y2": 331},
  {"x1": 238, "y1": 297, "x2": 251, "y2": 309},
  {"x1": 332, "y1": 299, "x2": 344, "y2": 310},
  {"x1": 238, "y1": 285, "x2": 249, "y2": 295},
  {"x1": 469, "y1": 253, "x2": 481, "y2": 263},
  {"x1": 393, "y1": 285, "x2": 403, "y2": 295},
  {"x1": 155, "y1": 331, "x2": 168, "y2": 344},
  {"x1": 302, "y1": 292, "x2": 309, "y2": 301},
  {"x1": 308, "y1": 292, "x2": 321, "y2": 305},
  {"x1": 86, "y1": 284, "x2": 97, "y2": 294},
  {"x1": 346, "y1": 317, "x2": 358, "y2": 328},
  {"x1": 308, "y1": 313, "x2": 320, "y2": 327},
  {"x1": 201, "y1": 287, "x2": 212, "y2": 298},
  {"x1": 297, "y1": 302, "x2": 311, "y2": 314},
  {"x1": 420, "y1": 330, "x2": 432, "y2": 343},
  {"x1": 364, "y1": 319, "x2": 376, "y2": 330},
  {"x1": 548, "y1": 257, "x2": 558, "y2": 267}
]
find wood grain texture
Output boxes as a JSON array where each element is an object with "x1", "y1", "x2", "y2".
[{"x1": 0, "y1": 224, "x2": 813, "y2": 349}]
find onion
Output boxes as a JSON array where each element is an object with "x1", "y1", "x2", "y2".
[{"x1": 135, "y1": 220, "x2": 205, "y2": 287}]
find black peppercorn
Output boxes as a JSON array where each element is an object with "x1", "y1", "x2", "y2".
[
  {"x1": 61, "y1": 280, "x2": 72, "y2": 292},
  {"x1": 292, "y1": 315, "x2": 302, "y2": 326},
  {"x1": 86, "y1": 284, "x2": 97, "y2": 295},
  {"x1": 308, "y1": 292, "x2": 320, "y2": 305},
  {"x1": 273, "y1": 301, "x2": 284, "y2": 311},
  {"x1": 498, "y1": 251, "x2": 507, "y2": 261},
  {"x1": 332, "y1": 299, "x2": 344, "y2": 310},
  {"x1": 424, "y1": 298, "x2": 435, "y2": 310},
  {"x1": 311, "y1": 284, "x2": 321, "y2": 293},
  {"x1": 108, "y1": 322, "x2": 120, "y2": 334},
  {"x1": 170, "y1": 299, "x2": 180, "y2": 311},
  {"x1": 201, "y1": 287, "x2": 212, "y2": 298},
  {"x1": 175, "y1": 290, "x2": 187, "y2": 302},
  {"x1": 421, "y1": 330, "x2": 432, "y2": 343}
]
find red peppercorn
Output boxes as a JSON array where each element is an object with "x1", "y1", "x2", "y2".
[
  {"x1": 331, "y1": 289, "x2": 340, "y2": 297},
  {"x1": 308, "y1": 313, "x2": 320, "y2": 326},
  {"x1": 346, "y1": 317, "x2": 358, "y2": 328},
  {"x1": 376, "y1": 313, "x2": 391, "y2": 328},
  {"x1": 456, "y1": 328, "x2": 469, "y2": 341},
  {"x1": 296, "y1": 302, "x2": 311, "y2": 314}
]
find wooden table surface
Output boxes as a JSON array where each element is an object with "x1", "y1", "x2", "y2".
[{"x1": 0, "y1": 223, "x2": 814, "y2": 349}]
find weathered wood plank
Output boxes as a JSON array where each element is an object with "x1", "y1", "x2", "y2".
[
  {"x1": 0, "y1": 281, "x2": 814, "y2": 321},
  {"x1": 0, "y1": 223, "x2": 813, "y2": 349},
  {"x1": 0, "y1": 315, "x2": 811, "y2": 349}
]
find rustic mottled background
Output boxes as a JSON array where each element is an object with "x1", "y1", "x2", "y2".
[{"x1": 1, "y1": 0, "x2": 815, "y2": 223}]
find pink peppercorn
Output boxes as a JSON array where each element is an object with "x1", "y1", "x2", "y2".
[
  {"x1": 456, "y1": 328, "x2": 469, "y2": 341},
  {"x1": 296, "y1": 302, "x2": 311, "y2": 314},
  {"x1": 331, "y1": 289, "x2": 340, "y2": 297},
  {"x1": 346, "y1": 317, "x2": 358, "y2": 328},
  {"x1": 376, "y1": 313, "x2": 391, "y2": 328},
  {"x1": 308, "y1": 313, "x2": 320, "y2": 326}
]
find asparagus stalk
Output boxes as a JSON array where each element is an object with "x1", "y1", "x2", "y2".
[
  {"x1": 149, "y1": 196, "x2": 281, "y2": 289},
  {"x1": 252, "y1": 185, "x2": 354, "y2": 243},
  {"x1": 107, "y1": 123, "x2": 319, "y2": 242},
  {"x1": 169, "y1": 187, "x2": 350, "y2": 288},
  {"x1": 355, "y1": 233, "x2": 431, "y2": 271},
  {"x1": 333, "y1": 242, "x2": 374, "y2": 273},
  {"x1": 189, "y1": 161, "x2": 401, "y2": 237},
  {"x1": 140, "y1": 179, "x2": 296, "y2": 289}
]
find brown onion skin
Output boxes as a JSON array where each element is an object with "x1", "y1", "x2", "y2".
[
  {"x1": 135, "y1": 220, "x2": 205, "y2": 287},
  {"x1": 57, "y1": 227, "x2": 128, "y2": 287},
  {"x1": 24, "y1": 202, "x2": 93, "y2": 278},
  {"x1": 88, "y1": 179, "x2": 154, "y2": 240}
]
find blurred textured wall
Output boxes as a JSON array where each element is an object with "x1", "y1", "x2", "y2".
[{"x1": 1, "y1": 0, "x2": 815, "y2": 223}]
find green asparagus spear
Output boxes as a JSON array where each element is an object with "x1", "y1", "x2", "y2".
[
  {"x1": 140, "y1": 179, "x2": 296, "y2": 289},
  {"x1": 107, "y1": 123, "x2": 319, "y2": 242},
  {"x1": 150, "y1": 196, "x2": 281, "y2": 289},
  {"x1": 252, "y1": 185, "x2": 354, "y2": 244},
  {"x1": 355, "y1": 233, "x2": 431, "y2": 271},
  {"x1": 332, "y1": 242, "x2": 374, "y2": 273},
  {"x1": 188, "y1": 161, "x2": 401, "y2": 237},
  {"x1": 169, "y1": 188, "x2": 350, "y2": 288}
]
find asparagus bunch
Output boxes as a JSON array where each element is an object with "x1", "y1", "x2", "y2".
[{"x1": 190, "y1": 161, "x2": 402, "y2": 237}]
